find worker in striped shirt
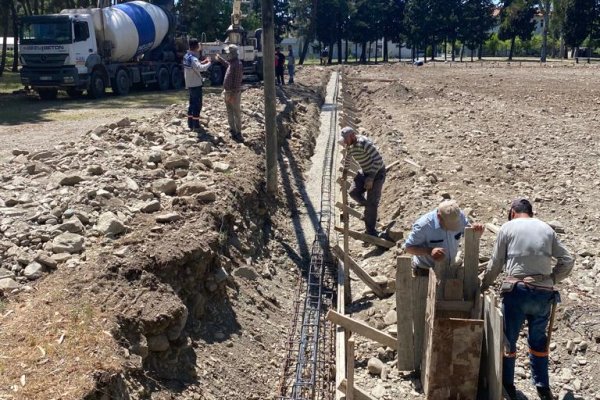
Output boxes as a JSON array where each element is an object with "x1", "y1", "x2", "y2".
[{"x1": 338, "y1": 126, "x2": 386, "y2": 237}]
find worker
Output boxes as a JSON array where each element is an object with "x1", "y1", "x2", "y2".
[
  {"x1": 338, "y1": 127, "x2": 386, "y2": 237},
  {"x1": 320, "y1": 46, "x2": 329, "y2": 65},
  {"x1": 275, "y1": 46, "x2": 285, "y2": 85},
  {"x1": 480, "y1": 198, "x2": 574, "y2": 400},
  {"x1": 404, "y1": 200, "x2": 485, "y2": 275},
  {"x1": 287, "y1": 45, "x2": 295, "y2": 84},
  {"x1": 215, "y1": 45, "x2": 244, "y2": 142},
  {"x1": 183, "y1": 39, "x2": 211, "y2": 132}
]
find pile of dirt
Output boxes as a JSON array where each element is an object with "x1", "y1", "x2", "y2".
[
  {"x1": 339, "y1": 62, "x2": 600, "y2": 400},
  {"x1": 0, "y1": 68, "x2": 330, "y2": 399}
]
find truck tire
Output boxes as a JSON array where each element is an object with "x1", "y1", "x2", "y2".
[
  {"x1": 38, "y1": 89, "x2": 58, "y2": 101},
  {"x1": 112, "y1": 69, "x2": 131, "y2": 96},
  {"x1": 210, "y1": 65, "x2": 224, "y2": 86},
  {"x1": 66, "y1": 88, "x2": 84, "y2": 99},
  {"x1": 157, "y1": 67, "x2": 170, "y2": 91},
  {"x1": 170, "y1": 66, "x2": 184, "y2": 90},
  {"x1": 88, "y1": 71, "x2": 106, "y2": 99}
]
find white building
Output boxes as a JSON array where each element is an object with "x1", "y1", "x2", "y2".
[
  {"x1": 279, "y1": 37, "x2": 413, "y2": 61},
  {"x1": 0, "y1": 37, "x2": 15, "y2": 51}
]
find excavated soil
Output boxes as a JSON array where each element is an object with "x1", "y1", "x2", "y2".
[
  {"x1": 0, "y1": 67, "x2": 330, "y2": 400},
  {"x1": 340, "y1": 63, "x2": 600, "y2": 400}
]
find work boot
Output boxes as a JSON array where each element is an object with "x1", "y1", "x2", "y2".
[
  {"x1": 536, "y1": 386, "x2": 553, "y2": 400},
  {"x1": 231, "y1": 131, "x2": 244, "y2": 143},
  {"x1": 504, "y1": 384, "x2": 517, "y2": 400}
]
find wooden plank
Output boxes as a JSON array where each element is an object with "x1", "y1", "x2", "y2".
[
  {"x1": 335, "y1": 202, "x2": 385, "y2": 230},
  {"x1": 346, "y1": 335, "x2": 355, "y2": 400},
  {"x1": 480, "y1": 292, "x2": 504, "y2": 400},
  {"x1": 412, "y1": 274, "x2": 428, "y2": 370},
  {"x1": 338, "y1": 379, "x2": 378, "y2": 400},
  {"x1": 463, "y1": 227, "x2": 480, "y2": 301},
  {"x1": 337, "y1": 177, "x2": 351, "y2": 191},
  {"x1": 326, "y1": 310, "x2": 398, "y2": 349},
  {"x1": 396, "y1": 257, "x2": 415, "y2": 371},
  {"x1": 385, "y1": 160, "x2": 401, "y2": 172},
  {"x1": 486, "y1": 223, "x2": 501, "y2": 235},
  {"x1": 436, "y1": 300, "x2": 474, "y2": 313},
  {"x1": 444, "y1": 278, "x2": 463, "y2": 300},
  {"x1": 332, "y1": 245, "x2": 386, "y2": 298},
  {"x1": 425, "y1": 318, "x2": 484, "y2": 400},
  {"x1": 341, "y1": 148, "x2": 352, "y2": 306},
  {"x1": 336, "y1": 262, "x2": 347, "y2": 400},
  {"x1": 403, "y1": 158, "x2": 422, "y2": 169},
  {"x1": 334, "y1": 226, "x2": 396, "y2": 248},
  {"x1": 421, "y1": 269, "x2": 438, "y2": 392},
  {"x1": 346, "y1": 77, "x2": 399, "y2": 83}
]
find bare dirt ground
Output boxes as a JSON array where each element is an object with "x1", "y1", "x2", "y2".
[
  {"x1": 340, "y1": 62, "x2": 600, "y2": 400},
  {"x1": 0, "y1": 67, "x2": 330, "y2": 399}
]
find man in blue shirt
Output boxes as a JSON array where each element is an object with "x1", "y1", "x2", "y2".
[{"x1": 404, "y1": 200, "x2": 484, "y2": 274}]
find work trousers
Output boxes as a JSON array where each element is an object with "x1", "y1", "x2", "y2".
[
  {"x1": 502, "y1": 283, "x2": 558, "y2": 389},
  {"x1": 288, "y1": 64, "x2": 295, "y2": 84},
  {"x1": 225, "y1": 91, "x2": 242, "y2": 135},
  {"x1": 349, "y1": 168, "x2": 386, "y2": 235},
  {"x1": 276, "y1": 67, "x2": 285, "y2": 85},
  {"x1": 187, "y1": 86, "x2": 203, "y2": 130}
]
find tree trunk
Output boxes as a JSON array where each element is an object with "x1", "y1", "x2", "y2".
[
  {"x1": 355, "y1": 42, "x2": 358, "y2": 63},
  {"x1": 540, "y1": 0, "x2": 550, "y2": 62},
  {"x1": 345, "y1": 39, "x2": 349, "y2": 63},
  {"x1": 460, "y1": 44, "x2": 464, "y2": 62},
  {"x1": 431, "y1": 41, "x2": 435, "y2": 61},
  {"x1": 299, "y1": 38, "x2": 310, "y2": 65},
  {"x1": 11, "y1": 0, "x2": 19, "y2": 72},
  {"x1": 411, "y1": 45, "x2": 415, "y2": 61},
  {"x1": 471, "y1": 47, "x2": 474, "y2": 62},
  {"x1": 337, "y1": 37, "x2": 342, "y2": 64},
  {"x1": 575, "y1": 46, "x2": 579, "y2": 63},
  {"x1": 451, "y1": 40, "x2": 455, "y2": 61},
  {"x1": 328, "y1": 41, "x2": 333, "y2": 65},
  {"x1": 444, "y1": 40, "x2": 447, "y2": 61},
  {"x1": 0, "y1": 9, "x2": 9, "y2": 77},
  {"x1": 559, "y1": 34, "x2": 565, "y2": 59},
  {"x1": 360, "y1": 42, "x2": 366, "y2": 63},
  {"x1": 375, "y1": 39, "x2": 378, "y2": 63},
  {"x1": 508, "y1": 36, "x2": 515, "y2": 60},
  {"x1": 478, "y1": 42, "x2": 483, "y2": 60},
  {"x1": 383, "y1": 36, "x2": 388, "y2": 62},
  {"x1": 367, "y1": 41, "x2": 371, "y2": 62}
]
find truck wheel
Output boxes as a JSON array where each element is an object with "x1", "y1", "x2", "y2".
[
  {"x1": 38, "y1": 89, "x2": 58, "y2": 101},
  {"x1": 112, "y1": 69, "x2": 131, "y2": 96},
  {"x1": 88, "y1": 71, "x2": 106, "y2": 99},
  {"x1": 157, "y1": 67, "x2": 170, "y2": 91},
  {"x1": 170, "y1": 67, "x2": 184, "y2": 90},
  {"x1": 66, "y1": 88, "x2": 83, "y2": 99},
  {"x1": 210, "y1": 66, "x2": 224, "y2": 86}
]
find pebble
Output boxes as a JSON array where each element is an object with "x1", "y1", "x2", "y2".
[
  {"x1": 367, "y1": 357, "x2": 385, "y2": 376},
  {"x1": 156, "y1": 213, "x2": 183, "y2": 223},
  {"x1": 51, "y1": 233, "x2": 84, "y2": 254}
]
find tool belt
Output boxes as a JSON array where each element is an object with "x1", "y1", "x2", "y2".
[{"x1": 501, "y1": 275, "x2": 555, "y2": 294}]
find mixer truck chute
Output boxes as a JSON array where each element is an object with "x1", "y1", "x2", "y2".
[{"x1": 19, "y1": 0, "x2": 186, "y2": 100}]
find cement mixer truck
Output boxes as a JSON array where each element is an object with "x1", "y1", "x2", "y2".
[{"x1": 19, "y1": 0, "x2": 186, "y2": 100}]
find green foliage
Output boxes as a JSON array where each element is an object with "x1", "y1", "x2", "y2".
[
  {"x1": 459, "y1": 0, "x2": 495, "y2": 50},
  {"x1": 498, "y1": 0, "x2": 536, "y2": 43},
  {"x1": 563, "y1": 0, "x2": 597, "y2": 48}
]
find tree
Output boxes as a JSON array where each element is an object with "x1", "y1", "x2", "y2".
[
  {"x1": 498, "y1": 0, "x2": 536, "y2": 60},
  {"x1": 563, "y1": 0, "x2": 596, "y2": 60},
  {"x1": 404, "y1": 0, "x2": 430, "y2": 60},
  {"x1": 459, "y1": 0, "x2": 495, "y2": 61},
  {"x1": 550, "y1": 0, "x2": 568, "y2": 58},
  {"x1": 289, "y1": 0, "x2": 317, "y2": 64},
  {"x1": 539, "y1": 0, "x2": 551, "y2": 61},
  {"x1": 380, "y1": 0, "x2": 405, "y2": 61}
]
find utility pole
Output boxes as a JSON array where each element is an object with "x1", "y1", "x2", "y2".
[{"x1": 262, "y1": 0, "x2": 278, "y2": 194}]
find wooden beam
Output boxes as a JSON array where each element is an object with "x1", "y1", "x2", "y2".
[
  {"x1": 341, "y1": 148, "x2": 352, "y2": 306},
  {"x1": 403, "y1": 158, "x2": 422, "y2": 169},
  {"x1": 385, "y1": 160, "x2": 401, "y2": 172},
  {"x1": 345, "y1": 77, "x2": 399, "y2": 83},
  {"x1": 326, "y1": 310, "x2": 398, "y2": 349},
  {"x1": 336, "y1": 261, "x2": 347, "y2": 400},
  {"x1": 480, "y1": 292, "x2": 504, "y2": 400},
  {"x1": 412, "y1": 274, "x2": 428, "y2": 370},
  {"x1": 331, "y1": 245, "x2": 386, "y2": 298},
  {"x1": 396, "y1": 257, "x2": 415, "y2": 371},
  {"x1": 346, "y1": 335, "x2": 355, "y2": 400},
  {"x1": 338, "y1": 379, "x2": 377, "y2": 400},
  {"x1": 334, "y1": 226, "x2": 396, "y2": 248},
  {"x1": 335, "y1": 202, "x2": 385, "y2": 230},
  {"x1": 436, "y1": 300, "x2": 474, "y2": 313},
  {"x1": 485, "y1": 223, "x2": 501, "y2": 235},
  {"x1": 464, "y1": 227, "x2": 480, "y2": 301}
]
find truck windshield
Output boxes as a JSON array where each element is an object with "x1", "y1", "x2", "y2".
[{"x1": 21, "y1": 19, "x2": 72, "y2": 45}]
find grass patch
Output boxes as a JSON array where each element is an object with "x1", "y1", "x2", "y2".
[{"x1": 0, "y1": 71, "x2": 22, "y2": 94}]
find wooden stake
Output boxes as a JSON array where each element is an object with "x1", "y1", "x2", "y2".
[
  {"x1": 331, "y1": 245, "x2": 386, "y2": 298},
  {"x1": 463, "y1": 227, "x2": 480, "y2": 301},
  {"x1": 334, "y1": 226, "x2": 396, "y2": 248},
  {"x1": 346, "y1": 335, "x2": 355, "y2": 400},
  {"x1": 326, "y1": 310, "x2": 397, "y2": 349}
]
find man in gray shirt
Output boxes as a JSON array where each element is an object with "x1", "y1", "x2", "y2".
[{"x1": 481, "y1": 198, "x2": 574, "y2": 400}]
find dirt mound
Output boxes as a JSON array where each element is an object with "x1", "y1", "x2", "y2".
[{"x1": 0, "y1": 69, "x2": 329, "y2": 399}]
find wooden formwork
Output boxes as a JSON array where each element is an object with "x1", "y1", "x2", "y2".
[{"x1": 396, "y1": 228, "x2": 495, "y2": 399}]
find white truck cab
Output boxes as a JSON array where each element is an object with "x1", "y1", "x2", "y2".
[{"x1": 20, "y1": 14, "x2": 101, "y2": 99}]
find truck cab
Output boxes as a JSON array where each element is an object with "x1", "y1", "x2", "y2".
[{"x1": 20, "y1": 14, "x2": 100, "y2": 99}]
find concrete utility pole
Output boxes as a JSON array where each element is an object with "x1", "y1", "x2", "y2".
[{"x1": 262, "y1": 0, "x2": 278, "y2": 194}]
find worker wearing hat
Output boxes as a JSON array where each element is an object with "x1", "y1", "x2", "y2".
[
  {"x1": 404, "y1": 200, "x2": 485, "y2": 273},
  {"x1": 481, "y1": 198, "x2": 574, "y2": 400},
  {"x1": 339, "y1": 126, "x2": 386, "y2": 237},
  {"x1": 216, "y1": 44, "x2": 244, "y2": 142}
]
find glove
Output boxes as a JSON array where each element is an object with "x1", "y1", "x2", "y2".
[{"x1": 364, "y1": 177, "x2": 374, "y2": 191}]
